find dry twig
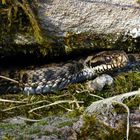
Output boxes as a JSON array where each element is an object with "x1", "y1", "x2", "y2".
[{"x1": 29, "y1": 100, "x2": 84, "y2": 113}]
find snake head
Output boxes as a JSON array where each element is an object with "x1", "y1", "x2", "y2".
[{"x1": 84, "y1": 51, "x2": 128, "y2": 73}]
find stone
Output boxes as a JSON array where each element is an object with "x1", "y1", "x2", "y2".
[
  {"x1": 38, "y1": 0, "x2": 140, "y2": 36},
  {"x1": 1, "y1": 0, "x2": 140, "y2": 56}
]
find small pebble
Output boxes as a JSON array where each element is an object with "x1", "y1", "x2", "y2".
[{"x1": 86, "y1": 74, "x2": 114, "y2": 91}]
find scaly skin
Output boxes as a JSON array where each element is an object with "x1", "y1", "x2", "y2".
[{"x1": 0, "y1": 51, "x2": 129, "y2": 94}]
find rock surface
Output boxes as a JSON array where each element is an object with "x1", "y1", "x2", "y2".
[
  {"x1": 1, "y1": 0, "x2": 140, "y2": 56},
  {"x1": 38, "y1": 0, "x2": 140, "y2": 36}
]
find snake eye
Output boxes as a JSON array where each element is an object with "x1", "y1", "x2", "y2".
[{"x1": 105, "y1": 56, "x2": 112, "y2": 62}]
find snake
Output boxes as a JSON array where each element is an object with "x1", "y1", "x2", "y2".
[{"x1": 0, "y1": 50, "x2": 139, "y2": 94}]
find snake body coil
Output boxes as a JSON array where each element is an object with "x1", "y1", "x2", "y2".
[{"x1": 0, "y1": 51, "x2": 129, "y2": 94}]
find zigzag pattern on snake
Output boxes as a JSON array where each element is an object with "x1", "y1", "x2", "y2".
[{"x1": 0, "y1": 50, "x2": 139, "y2": 94}]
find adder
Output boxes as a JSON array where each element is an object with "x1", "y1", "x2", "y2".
[{"x1": 0, "y1": 51, "x2": 139, "y2": 94}]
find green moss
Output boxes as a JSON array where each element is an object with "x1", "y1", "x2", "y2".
[
  {"x1": 124, "y1": 96, "x2": 140, "y2": 109},
  {"x1": 94, "y1": 72, "x2": 140, "y2": 99},
  {"x1": 62, "y1": 32, "x2": 136, "y2": 55},
  {"x1": 2, "y1": 135, "x2": 15, "y2": 140},
  {"x1": 0, "y1": 72, "x2": 140, "y2": 139},
  {"x1": 77, "y1": 114, "x2": 126, "y2": 140},
  {"x1": 37, "y1": 120, "x2": 48, "y2": 126},
  {"x1": 0, "y1": 1, "x2": 139, "y2": 57},
  {"x1": 136, "y1": 0, "x2": 140, "y2": 3},
  {"x1": 0, "y1": 0, "x2": 53, "y2": 57},
  {"x1": 0, "y1": 0, "x2": 44, "y2": 44},
  {"x1": 16, "y1": 0, "x2": 44, "y2": 44},
  {"x1": 0, "y1": 3, "x2": 138, "y2": 57},
  {"x1": 57, "y1": 121, "x2": 74, "y2": 128},
  {"x1": 67, "y1": 107, "x2": 84, "y2": 118},
  {"x1": 0, "y1": 72, "x2": 140, "y2": 121}
]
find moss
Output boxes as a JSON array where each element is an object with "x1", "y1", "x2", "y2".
[
  {"x1": 77, "y1": 114, "x2": 126, "y2": 140},
  {"x1": 129, "y1": 127, "x2": 140, "y2": 140},
  {"x1": 0, "y1": 72, "x2": 140, "y2": 121},
  {"x1": 67, "y1": 107, "x2": 84, "y2": 118},
  {"x1": 16, "y1": 0, "x2": 44, "y2": 44},
  {"x1": 0, "y1": 1, "x2": 139, "y2": 57},
  {"x1": 0, "y1": 72, "x2": 140, "y2": 138},
  {"x1": 124, "y1": 96, "x2": 140, "y2": 109},
  {"x1": 57, "y1": 121, "x2": 74, "y2": 128},
  {"x1": 0, "y1": 0, "x2": 53, "y2": 56},
  {"x1": 136, "y1": 0, "x2": 140, "y2": 3},
  {"x1": 2, "y1": 135, "x2": 15, "y2": 140},
  {"x1": 94, "y1": 72, "x2": 140, "y2": 99},
  {"x1": 0, "y1": 0, "x2": 44, "y2": 44},
  {"x1": 36, "y1": 120, "x2": 48, "y2": 126},
  {"x1": 62, "y1": 32, "x2": 136, "y2": 55}
]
